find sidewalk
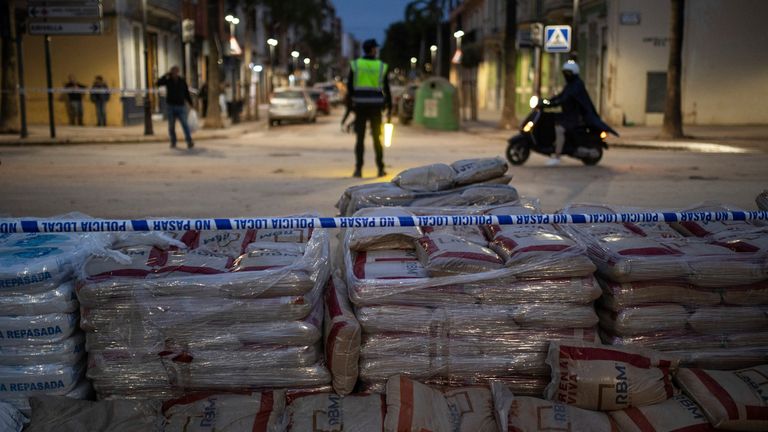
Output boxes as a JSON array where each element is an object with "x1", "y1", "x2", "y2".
[
  {"x1": 462, "y1": 108, "x2": 768, "y2": 153},
  {"x1": 0, "y1": 112, "x2": 267, "y2": 146}
]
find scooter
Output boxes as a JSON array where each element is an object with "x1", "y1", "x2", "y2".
[{"x1": 506, "y1": 96, "x2": 618, "y2": 166}]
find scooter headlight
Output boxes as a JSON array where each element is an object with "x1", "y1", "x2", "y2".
[
  {"x1": 523, "y1": 121, "x2": 534, "y2": 133},
  {"x1": 600, "y1": 131, "x2": 608, "y2": 140},
  {"x1": 529, "y1": 96, "x2": 539, "y2": 109}
]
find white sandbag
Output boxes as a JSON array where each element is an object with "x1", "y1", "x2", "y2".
[
  {"x1": 384, "y1": 375, "x2": 498, "y2": 432},
  {"x1": 347, "y1": 208, "x2": 423, "y2": 251},
  {"x1": 286, "y1": 392, "x2": 385, "y2": 432},
  {"x1": 0, "y1": 333, "x2": 84, "y2": 366},
  {"x1": 393, "y1": 163, "x2": 456, "y2": 192},
  {"x1": 24, "y1": 396, "x2": 161, "y2": 432},
  {"x1": 0, "y1": 401, "x2": 24, "y2": 432},
  {"x1": 0, "y1": 281, "x2": 78, "y2": 315},
  {"x1": 451, "y1": 157, "x2": 508, "y2": 185},
  {"x1": 416, "y1": 233, "x2": 503, "y2": 275},
  {"x1": 0, "y1": 246, "x2": 77, "y2": 293},
  {"x1": 722, "y1": 281, "x2": 768, "y2": 305},
  {"x1": 84, "y1": 245, "x2": 160, "y2": 278},
  {"x1": 189, "y1": 229, "x2": 255, "y2": 256},
  {"x1": 164, "y1": 390, "x2": 285, "y2": 432},
  {"x1": 423, "y1": 224, "x2": 488, "y2": 245},
  {"x1": 546, "y1": 341, "x2": 678, "y2": 411},
  {"x1": 352, "y1": 257, "x2": 428, "y2": 280},
  {"x1": 231, "y1": 245, "x2": 304, "y2": 271},
  {"x1": 609, "y1": 394, "x2": 715, "y2": 432},
  {"x1": 0, "y1": 312, "x2": 78, "y2": 346},
  {"x1": 254, "y1": 227, "x2": 314, "y2": 243},
  {"x1": 0, "y1": 361, "x2": 84, "y2": 398},
  {"x1": 676, "y1": 365, "x2": 768, "y2": 431},
  {"x1": 670, "y1": 348, "x2": 768, "y2": 370},
  {"x1": 597, "y1": 304, "x2": 689, "y2": 336},
  {"x1": 758, "y1": 191, "x2": 768, "y2": 211},
  {"x1": 489, "y1": 229, "x2": 596, "y2": 277},
  {"x1": 599, "y1": 279, "x2": 723, "y2": 309},
  {"x1": 688, "y1": 306, "x2": 768, "y2": 334},
  {"x1": 357, "y1": 249, "x2": 419, "y2": 263},
  {"x1": 492, "y1": 382, "x2": 617, "y2": 432},
  {"x1": 323, "y1": 274, "x2": 361, "y2": 395},
  {"x1": 155, "y1": 249, "x2": 232, "y2": 275}
]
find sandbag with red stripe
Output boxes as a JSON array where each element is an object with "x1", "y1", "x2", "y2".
[
  {"x1": 676, "y1": 365, "x2": 768, "y2": 431},
  {"x1": 491, "y1": 381, "x2": 618, "y2": 432},
  {"x1": 384, "y1": 375, "x2": 498, "y2": 432},
  {"x1": 609, "y1": 394, "x2": 716, "y2": 432},
  {"x1": 163, "y1": 390, "x2": 285, "y2": 432},
  {"x1": 545, "y1": 341, "x2": 679, "y2": 411},
  {"x1": 285, "y1": 392, "x2": 385, "y2": 431},
  {"x1": 323, "y1": 273, "x2": 361, "y2": 395},
  {"x1": 347, "y1": 208, "x2": 423, "y2": 251},
  {"x1": 415, "y1": 233, "x2": 503, "y2": 276}
]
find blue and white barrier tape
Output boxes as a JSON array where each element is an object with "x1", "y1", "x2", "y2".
[{"x1": 1, "y1": 211, "x2": 767, "y2": 233}]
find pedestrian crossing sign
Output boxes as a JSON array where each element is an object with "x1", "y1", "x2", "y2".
[{"x1": 544, "y1": 25, "x2": 571, "y2": 53}]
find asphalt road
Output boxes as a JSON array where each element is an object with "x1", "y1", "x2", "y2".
[{"x1": 1, "y1": 111, "x2": 766, "y2": 218}]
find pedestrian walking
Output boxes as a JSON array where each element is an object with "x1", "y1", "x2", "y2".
[
  {"x1": 347, "y1": 39, "x2": 392, "y2": 178},
  {"x1": 64, "y1": 75, "x2": 86, "y2": 126},
  {"x1": 157, "y1": 66, "x2": 194, "y2": 149},
  {"x1": 90, "y1": 75, "x2": 110, "y2": 127}
]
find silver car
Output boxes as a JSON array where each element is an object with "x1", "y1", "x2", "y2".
[{"x1": 268, "y1": 88, "x2": 317, "y2": 126}]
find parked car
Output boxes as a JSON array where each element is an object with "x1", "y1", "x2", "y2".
[
  {"x1": 268, "y1": 88, "x2": 317, "y2": 126},
  {"x1": 307, "y1": 89, "x2": 331, "y2": 115},
  {"x1": 313, "y1": 82, "x2": 343, "y2": 106}
]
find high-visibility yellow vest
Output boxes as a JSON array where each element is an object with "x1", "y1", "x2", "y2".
[{"x1": 350, "y1": 58, "x2": 387, "y2": 105}]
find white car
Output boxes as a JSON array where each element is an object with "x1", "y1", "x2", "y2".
[{"x1": 268, "y1": 88, "x2": 317, "y2": 126}]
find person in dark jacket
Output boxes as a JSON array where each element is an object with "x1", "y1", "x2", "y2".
[
  {"x1": 64, "y1": 75, "x2": 86, "y2": 126},
  {"x1": 157, "y1": 66, "x2": 194, "y2": 149},
  {"x1": 90, "y1": 75, "x2": 110, "y2": 127},
  {"x1": 544, "y1": 60, "x2": 610, "y2": 165},
  {"x1": 346, "y1": 39, "x2": 392, "y2": 177}
]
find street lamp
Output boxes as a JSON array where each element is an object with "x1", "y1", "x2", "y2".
[
  {"x1": 290, "y1": 51, "x2": 300, "y2": 86},
  {"x1": 267, "y1": 38, "x2": 278, "y2": 93},
  {"x1": 453, "y1": 30, "x2": 464, "y2": 50},
  {"x1": 303, "y1": 58, "x2": 310, "y2": 66},
  {"x1": 430, "y1": 45, "x2": 438, "y2": 74},
  {"x1": 410, "y1": 57, "x2": 417, "y2": 77}
]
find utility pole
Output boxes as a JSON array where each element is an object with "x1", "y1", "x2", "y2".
[
  {"x1": 44, "y1": 35, "x2": 55, "y2": 138},
  {"x1": 142, "y1": 0, "x2": 153, "y2": 135}
]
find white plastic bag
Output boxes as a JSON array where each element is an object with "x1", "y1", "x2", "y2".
[{"x1": 187, "y1": 109, "x2": 199, "y2": 133}]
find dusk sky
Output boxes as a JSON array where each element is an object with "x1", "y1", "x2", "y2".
[{"x1": 333, "y1": 0, "x2": 413, "y2": 44}]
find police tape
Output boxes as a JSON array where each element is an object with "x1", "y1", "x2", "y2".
[{"x1": 0, "y1": 210, "x2": 766, "y2": 234}]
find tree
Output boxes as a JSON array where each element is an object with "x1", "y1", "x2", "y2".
[
  {"x1": 498, "y1": 1, "x2": 518, "y2": 129},
  {"x1": 204, "y1": 0, "x2": 224, "y2": 129},
  {"x1": 0, "y1": 0, "x2": 20, "y2": 133},
  {"x1": 662, "y1": 0, "x2": 685, "y2": 139}
]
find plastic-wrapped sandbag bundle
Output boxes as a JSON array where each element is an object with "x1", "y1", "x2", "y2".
[
  {"x1": 336, "y1": 157, "x2": 516, "y2": 216},
  {"x1": 0, "y1": 230, "x2": 103, "y2": 415},
  {"x1": 758, "y1": 191, "x2": 768, "y2": 211},
  {"x1": 345, "y1": 203, "x2": 600, "y2": 396},
  {"x1": 559, "y1": 203, "x2": 768, "y2": 371},
  {"x1": 78, "y1": 222, "x2": 332, "y2": 399}
]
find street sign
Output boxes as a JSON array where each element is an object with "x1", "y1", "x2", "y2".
[
  {"x1": 544, "y1": 25, "x2": 571, "y2": 53},
  {"x1": 28, "y1": 21, "x2": 102, "y2": 35},
  {"x1": 28, "y1": 5, "x2": 102, "y2": 18}
]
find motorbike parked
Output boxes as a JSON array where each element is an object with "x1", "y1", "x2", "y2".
[{"x1": 506, "y1": 96, "x2": 618, "y2": 166}]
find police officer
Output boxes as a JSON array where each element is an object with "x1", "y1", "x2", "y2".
[{"x1": 347, "y1": 39, "x2": 392, "y2": 178}]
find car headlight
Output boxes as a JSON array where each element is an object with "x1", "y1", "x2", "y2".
[
  {"x1": 529, "y1": 96, "x2": 539, "y2": 109},
  {"x1": 600, "y1": 131, "x2": 608, "y2": 140}
]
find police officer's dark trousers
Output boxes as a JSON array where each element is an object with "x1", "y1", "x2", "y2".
[{"x1": 353, "y1": 105, "x2": 384, "y2": 172}]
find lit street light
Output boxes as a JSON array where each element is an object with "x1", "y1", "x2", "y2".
[
  {"x1": 267, "y1": 38, "x2": 278, "y2": 93},
  {"x1": 453, "y1": 30, "x2": 464, "y2": 50},
  {"x1": 430, "y1": 45, "x2": 438, "y2": 74},
  {"x1": 303, "y1": 58, "x2": 310, "y2": 66}
]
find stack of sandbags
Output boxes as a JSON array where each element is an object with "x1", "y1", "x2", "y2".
[
  {"x1": 345, "y1": 204, "x2": 600, "y2": 395},
  {"x1": 0, "y1": 233, "x2": 97, "y2": 416},
  {"x1": 78, "y1": 225, "x2": 332, "y2": 399},
  {"x1": 757, "y1": 190, "x2": 768, "y2": 211},
  {"x1": 558, "y1": 203, "x2": 768, "y2": 370},
  {"x1": 336, "y1": 158, "x2": 519, "y2": 216}
]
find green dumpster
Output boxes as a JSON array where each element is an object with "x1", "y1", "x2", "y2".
[{"x1": 413, "y1": 77, "x2": 459, "y2": 131}]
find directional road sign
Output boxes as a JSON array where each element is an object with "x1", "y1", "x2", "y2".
[
  {"x1": 28, "y1": 5, "x2": 102, "y2": 18},
  {"x1": 544, "y1": 25, "x2": 572, "y2": 53},
  {"x1": 28, "y1": 21, "x2": 102, "y2": 35}
]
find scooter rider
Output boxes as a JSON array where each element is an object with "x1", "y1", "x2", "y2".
[{"x1": 543, "y1": 60, "x2": 610, "y2": 166}]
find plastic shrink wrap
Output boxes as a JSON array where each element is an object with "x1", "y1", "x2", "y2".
[
  {"x1": 336, "y1": 157, "x2": 517, "y2": 216},
  {"x1": 758, "y1": 191, "x2": 768, "y2": 211},
  {"x1": 560, "y1": 203, "x2": 768, "y2": 371},
  {"x1": 344, "y1": 204, "x2": 600, "y2": 395},
  {"x1": 78, "y1": 222, "x2": 332, "y2": 399},
  {"x1": 323, "y1": 273, "x2": 361, "y2": 396},
  {"x1": 0, "y1": 228, "x2": 103, "y2": 415}
]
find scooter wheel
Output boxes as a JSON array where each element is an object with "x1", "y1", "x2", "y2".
[
  {"x1": 506, "y1": 136, "x2": 531, "y2": 165},
  {"x1": 581, "y1": 147, "x2": 603, "y2": 165}
]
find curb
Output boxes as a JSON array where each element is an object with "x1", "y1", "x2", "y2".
[{"x1": 0, "y1": 121, "x2": 267, "y2": 147}]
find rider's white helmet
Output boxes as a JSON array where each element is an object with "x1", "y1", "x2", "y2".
[{"x1": 562, "y1": 60, "x2": 580, "y2": 75}]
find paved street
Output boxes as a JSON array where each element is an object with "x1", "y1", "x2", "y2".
[{"x1": 1, "y1": 111, "x2": 766, "y2": 218}]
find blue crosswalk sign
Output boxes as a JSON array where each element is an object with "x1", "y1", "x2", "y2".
[{"x1": 544, "y1": 25, "x2": 571, "y2": 53}]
